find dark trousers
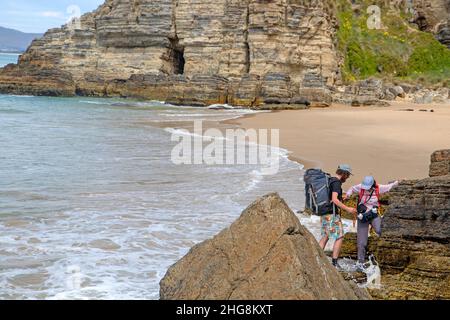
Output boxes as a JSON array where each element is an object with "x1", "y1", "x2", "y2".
[{"x1": 357, "y1": 216, "x2": 382, "y2": 263}]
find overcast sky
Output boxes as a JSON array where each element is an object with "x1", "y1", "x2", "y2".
[{"x1": 0, "y1": 0, "x2": 105, "y2": 33}]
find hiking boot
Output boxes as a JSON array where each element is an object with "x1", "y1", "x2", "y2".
[{"x1": 332, "y1": 258, "x2": 343, "y2": 270}]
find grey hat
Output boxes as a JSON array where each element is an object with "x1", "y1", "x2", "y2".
[{"x1": 338, "y1": 164, "x2": 353, "y2": 175}]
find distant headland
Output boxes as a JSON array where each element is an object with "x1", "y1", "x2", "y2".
[{"x1": 0, "y1": 26, "x2": 42, "y2": 53}]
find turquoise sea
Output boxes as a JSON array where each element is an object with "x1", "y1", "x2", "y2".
[
  {"x1": 0, "y1": 53, "x2": 19, "y2": 67},
  {"x1": 0, "y1": 93, "x2": 308, "y2": 299}
]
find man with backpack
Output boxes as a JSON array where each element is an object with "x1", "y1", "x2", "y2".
[
  {"x1": 319, "y1": 165, "x2": 357, "y2": 268},
  {"x1": 304, "y1": 164, "x2": 357, "y2": 269},
  {"x1": 346, "y1": 176, "x2": 399, "y2": 271}
]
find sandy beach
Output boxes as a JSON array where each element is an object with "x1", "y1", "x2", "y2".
[{"x1": 231, "y1": 101, "x2": 450, "y2": 187}]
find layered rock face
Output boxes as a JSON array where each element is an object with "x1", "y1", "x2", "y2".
[
  {"x1": 373, "y1": 177, "x2": 450, "y2": 299},
  {"x1": 341, "y1": 150, "x2": 450, "y2": 300},
  {"x1": 160, "y1": 193, "x2": 370, "y2": 300},
  {"x1": 412, "y1": 0, "x2": 450, "y2": 48},
  {"x1": 0, "y1": 0, "x2": 337, "y2": 107},
  {"x1": 437, "y1": 21, "x2": 450, "y2": 48},
  {"x1": 430, "y1": 149, "x2": 450, "y2": 177},
  {"x1": 333, "y1": 79, "x2": 389, "y2": 107}
]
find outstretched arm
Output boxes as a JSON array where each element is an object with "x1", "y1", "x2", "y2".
[
  {"x1": 346, "y1": 184, "x2": 362, "y2": 198},
  {"x1": 379, "y1": 181, "x2": 399, "y2": 194}
]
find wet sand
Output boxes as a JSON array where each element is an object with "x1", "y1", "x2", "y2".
[{"x1": 229, "y1": 101, "x2": 450, "y2": 187}]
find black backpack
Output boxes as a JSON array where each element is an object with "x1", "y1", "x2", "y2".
[{"x1": 304, "y1": 169, "x2": 335, "y2": 216}]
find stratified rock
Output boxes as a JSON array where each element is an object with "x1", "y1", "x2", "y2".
[
  {"x1": 412, "y1": 0, "x2": 450, "y2": 47},
  {"x1": 412, "y1": 88, "x2": 450, "y2": 104},
  {"x1": 160, "y1": 193, "x2": 370, "y2": 300},
  {"x1": 436, "y1": 21, "x2": 450, "y2": 48},
  {"x1": 339, "y1": 151, "x2": 450, "y2": 299},
  {"x1": 0, "y1": 0, "x2": 338, "y2": 107},
  {"x1": 333, "y1": 79, "x2": 389, "y2": 106},
  {"x1": 430, "y1": 149, "x2": 450, "y2": 177},
  {"x1": 298, "y1": 73, "x2": 333, "y2": 107},
  {"x1": 260, "y1": 73, "x2": 293, "y2": 105},
  {"x1": 0, "y1": 64, "x2": 75, "y2": 96},
  {"x1": 372, "y1": 176, "x2": 450, "y2": 300},
  {"x1": 255, "y1": 104, "x2": 310, "y2": 111},
  {"x1": 0, "y1": 0, "x2": 446, "y2": 107}
]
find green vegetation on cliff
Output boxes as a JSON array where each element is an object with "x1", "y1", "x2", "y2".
[{"x1": 334, "y1": 0, "x2": 450, "y2": 86}]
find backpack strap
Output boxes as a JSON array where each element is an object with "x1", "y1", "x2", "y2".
[
  {"x1": 375, "y1": 185, "x2": 381, "y2": 209},
  {"x1": 309, "y1": 185, "x2": 318, "y2": 214},
  {"x1": 327, "y1": 176, "x2": 335, "y2": 216},
  {"x1": 328, "y1": 177, "x2": 339, "y2": 216},
  {"x1": 359, "y1": 188, "x2": 376, "y2": 205},
  {"x1": 358, "y1": 189, "x2": 365, "y2": 204}
]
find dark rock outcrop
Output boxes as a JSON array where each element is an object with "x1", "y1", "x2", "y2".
[
  {"x1": 160, "y1": 193, "x2": 370, "y2": 300},
  {"x1": 341, "y1": 150, "x2": 450, "y2": 300},
  {"x1": 333, "y1": 79, "x2": 389, "y2": 107},
  {"x1": 372, "y1": 175, "x2": 450, "y2": 300},
  {"x1": 430, "y1": 149, "x2": 450, "y2": 177},
  {"x1": 0, "y1": 64, "x2": 75, "y2": 96},
  {"x1": 411, "y1": 0, "x2": 450, "y2": 48},
  {"x1": 437, "y1": 21, "x2": 450, "y2": 49}
]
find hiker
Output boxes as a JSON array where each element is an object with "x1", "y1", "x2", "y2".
[
  {"x1": 346, "y1": 176, "x2": 399, "y2": 271},
  {"x1": 318, "y1": 165, "x2": 357, "y2": 268}
]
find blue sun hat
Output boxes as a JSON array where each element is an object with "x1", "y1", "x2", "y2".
[{"x1": 361, "y1": 176, "x2": 375, "y2": 190}]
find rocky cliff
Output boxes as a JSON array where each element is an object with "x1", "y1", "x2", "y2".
[
  {"x1": 430, "y1": 149, "x2": 450, "y2": 177},
  {"x1": 0, "y1": 0, "x2": 337, "y2": 107},
  {"x1": 0, "y1": 0, "x2": 448, "y2": 107},
  {"x1": 159, "y1": 193, "x2": 370, "y2": 300},
  {"x1": 373, "y1": 177, "x2": 450, "y2": 299},
  {"x1": 412, "y1": 0, "x2": 450, "y2": 48}
]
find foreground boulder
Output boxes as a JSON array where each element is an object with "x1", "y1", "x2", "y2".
[{"x1": 160, "y1": 193, "x2": 370, "y2": 300}]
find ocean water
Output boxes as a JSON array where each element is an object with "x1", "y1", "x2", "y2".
[
  {"x1": 0, "y1": 53, "x2": 19, "y2": 67},
  {"x1": 0, "y1": 95, "x2": 308, "y2": 299}
]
